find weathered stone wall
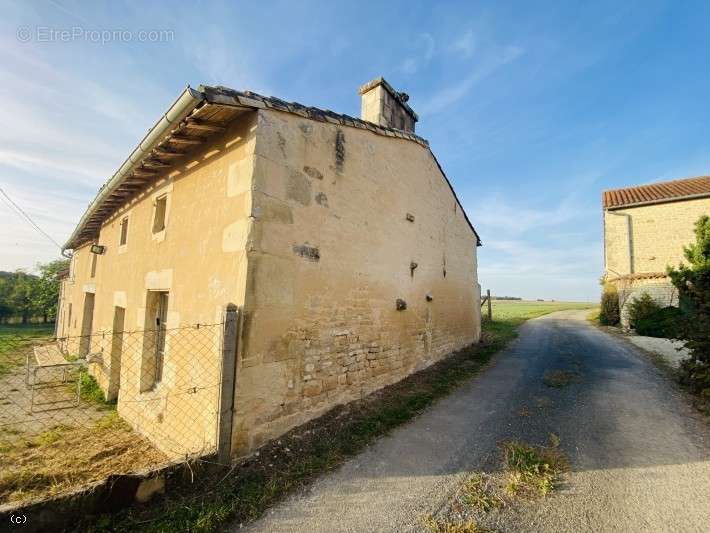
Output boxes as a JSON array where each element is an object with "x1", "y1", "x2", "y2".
[
  {"x1": 57, "y1": 113, "x2": 258, "y2": 457},
  {"x1": 232, "y1": 109, "x2": 480, "y2": 455},
  {"x1": 604, "y1": 197, "x2": 710, "y2": 277},
  {"x1": 604, "y1": 196, "x2": 708, "y2": 328},
  {"x1": 616, "y1": 278, "x2": 679, "y2": 327},
  {"x1": 58, "y1": 105, "x2": 480, "y2": 460}
]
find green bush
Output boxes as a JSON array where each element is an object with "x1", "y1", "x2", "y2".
[
  {"x1": 599, "y1": 289, "x2": 620, "y2": 326},
  {"x1": 626, "y1": 292, "x2": 661, "y2": 330},
  {"x1": 635, "y1": 306, "x2": 684, "y2": 338},
  {"x1": 668, "y1": 215, "x2": 710, "y2": 405}
]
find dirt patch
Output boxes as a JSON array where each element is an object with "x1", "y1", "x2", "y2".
[
  {"x1": 421, "y1": 514, "x2": 491, "y2": 532},
  {"x1": 543, "y1": 370, "x2": 580, "y2": 388}
]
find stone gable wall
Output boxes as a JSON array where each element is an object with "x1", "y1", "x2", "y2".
[{"x1": 231, "y1": 109, "x2": 480, "y2": 455}]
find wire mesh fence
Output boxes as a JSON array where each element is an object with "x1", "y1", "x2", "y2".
[{"x1": 0, "y1": 321, "x2": 226, "y2": 506}]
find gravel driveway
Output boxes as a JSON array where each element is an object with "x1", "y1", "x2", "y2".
[{"x1": 237, "y1": 310, "x2": 710, "y2": 532}]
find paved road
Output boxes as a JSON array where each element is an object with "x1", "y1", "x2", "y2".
[{"x1": 238, "y1": 310, "x2": 710, "y2": 532}]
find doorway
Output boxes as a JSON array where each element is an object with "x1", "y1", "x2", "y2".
[
  {"x1": 141, "y1": 290, "x2": 169, "y2": 390},
  {"x1": 108, "y1": 306, "x2": 125, "y2": 401},
  {"x1": 78, "y1": 292, "x2": 95, "y2": 357}
]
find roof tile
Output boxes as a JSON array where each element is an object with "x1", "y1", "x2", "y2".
[{"x1": 602, "y1": 175, "x2": 710, "y2": 209}]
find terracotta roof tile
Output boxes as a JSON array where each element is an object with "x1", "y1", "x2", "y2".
[{"x1": 602, "y1": 175, "x2": 710, "y2": 209}]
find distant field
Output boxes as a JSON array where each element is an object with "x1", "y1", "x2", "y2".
[
  {"x1": 0, "y1": 324, "x2": 54, "y2": 376},
  {"x1": 489, "y1": 300, "x2": 597, "y2": 321},
  {"x1": 0, "y1": 323, "x2": 55, "y2": 338}
]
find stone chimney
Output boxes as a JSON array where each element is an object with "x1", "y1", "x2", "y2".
[{"x1": 358, "y1": 77, "x2": 418, "y2": 133}]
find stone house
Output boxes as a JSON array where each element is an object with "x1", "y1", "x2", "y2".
[
  {"x1": 57, "y1": 77, "x2": 482, "y2": 458},
  {"x1": 602, "y1": 175, "x2": 710, "y2": 326}
]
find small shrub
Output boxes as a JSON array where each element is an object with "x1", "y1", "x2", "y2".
[
  {"x1": 78, "y1": 370, "x2": 111, "y2": 406},
  {"x1": 599, "y1": 289, "x2": 620, "y2": 326},
  {"x1": 668, "y1": 215, "x2": 710, "y2": 408},
  {"x1": 502, "y1": 438, "x2": 567, "y2": 497},
  {"x1": 627, "y1": 292, "x2": 661, "y2": 330},
  {"x1": 634, "y1": 306, "x2": 684, "y2": 338}
]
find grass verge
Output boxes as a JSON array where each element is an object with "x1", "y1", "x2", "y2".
[{"x1": 586, "y1": 309, "x2": 600, "y2": 325}]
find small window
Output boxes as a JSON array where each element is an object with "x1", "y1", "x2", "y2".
[
  {"x1": 152, "y1": 195, "x2": 167, "y2": 234},
  {"x1": 119, "y1": 217, "x2": 129, "y2": 245},
  {"x1": 90, "y1": 253, "x2": 97, "y2": 278}
]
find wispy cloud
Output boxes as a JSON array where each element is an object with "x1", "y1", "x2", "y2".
[
  {"x1": 418, "y1": 44, "x2": 523, "y2": 116},
  {"x1": 470, "y1": 193, "x2": 600, "y2": 301},
  {"x1": 450, "y1": 29, "x2": 476, "y2": 58},
  {"x1": 399, "y1": 33, "x2": 436, "y2": 75},
  {"x1": 181, "y1": 28, "x2": 271, "y2": 93},
  {"x1": 470, "y1": 193, "x2": 591, "y2": 236}
]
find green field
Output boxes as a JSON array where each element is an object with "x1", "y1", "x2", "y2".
[
  {"x1": 0, "y1": 323, "x2": 55, "y2": 337},
  {"x1": 0, "y1": 324, "x2": 55, "y2": 377},
  {"x1": 488, "y1": 300, "x2": 597, "y2": 322}
]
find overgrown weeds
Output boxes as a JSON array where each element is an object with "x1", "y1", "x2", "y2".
[
  {"x1": 461, "y1": 473, "x2": 504, "y2": 512},
  {"x1": 77, "y1": 369, "x2": 113, "y2": 406},
  {"x1": 502, "y1": 436, "x2": 567, "y2": 497}
]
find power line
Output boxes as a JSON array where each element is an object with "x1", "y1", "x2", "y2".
[{"x1": 0, "y1": 187, "x2": 63, "y2": 250}]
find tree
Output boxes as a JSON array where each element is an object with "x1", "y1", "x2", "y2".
[
  {"x1": 0, "y1": 259, "x2": 68, "y2": 323},
  {"x1": 668, "y1": 215, "x2": 710, "y2": 403},
  {"x1": 0, "y1": 276, "x2": 12, "y2": 324},
  {"x1": 9, "y1": 270, "x2": 36, "y2": 324},
  {"x1": 33, "y1": 259, "x2": 70, "y2": 322}
]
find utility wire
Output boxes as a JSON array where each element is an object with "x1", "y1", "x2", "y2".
[{"x1": 0, "y1": 187, "x2": 63, "y2": 250}]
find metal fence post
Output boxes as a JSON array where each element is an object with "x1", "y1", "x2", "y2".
[
  {"x1": 217, "y1": 304, "x2": 239, "y2": 465},
  {"x1": 487, "y1": 289, "x2": 492, "y2": 321}
]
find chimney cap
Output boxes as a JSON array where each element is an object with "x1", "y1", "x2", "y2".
[{"x1": 358, "y1": 76, "x2": 418, "y2": 121}]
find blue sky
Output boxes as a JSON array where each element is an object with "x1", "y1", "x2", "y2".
[{"x1": 2, "y1": 0, "x2": 710, "y2": 301}]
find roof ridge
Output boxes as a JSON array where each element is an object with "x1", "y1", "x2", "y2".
[
  {"x1": 603, "y1": 174, "x2": 710, "y2": 194},
  {"x1": 201, "y1": 84, "x2": 429, "y2": 147},
  {"x1": 602, "y1": 175, "x2": 710, "y2": 209}
]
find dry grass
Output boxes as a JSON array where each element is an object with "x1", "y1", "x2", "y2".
[
  {"x1": 542, "y1": 370, "x2": 580, "y2": 388},
  {"x1": 502, "y1": 436, "x2": 568, "y2": 497},
  {"x1": 0, "y1": 412, "x2": 167, "y2": 505},
  {"x1": 421, "y1": 514, "x2": 491, "y2": 533},
  {"x1": 461, "y1": 473, "x2": 505, "y2": 512}
]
